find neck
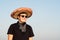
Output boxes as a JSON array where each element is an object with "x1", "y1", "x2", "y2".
[
  {"x1": 19, "y1": 21, "x2": 26, "y2": 24},
  {"x1": 18, "y1": 21, "x2": 26, "y2": 26}
]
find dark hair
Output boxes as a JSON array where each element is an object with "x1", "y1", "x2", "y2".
[{"x1": 18, "y1": 12, "x2": 27, "y2": 17}]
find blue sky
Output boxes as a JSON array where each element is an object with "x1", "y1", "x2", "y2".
[{"x1": 0, "y1": 0, "x2": 60, "y2": 40}]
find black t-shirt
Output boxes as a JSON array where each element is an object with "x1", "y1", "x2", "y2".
[{"x1": 7, "y1": 22, "x2": 34, "y2": 40}]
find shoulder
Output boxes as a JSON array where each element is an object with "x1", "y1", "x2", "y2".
[
  {"x1": 26, "y1": 24, "x2": 32, "y2": 29},
  {"x1": 9, "y1": 22, "x2": 17, "y2": 28},
  {"x1": 10, "y1": 23, "x2": 16, "y2": 26}
]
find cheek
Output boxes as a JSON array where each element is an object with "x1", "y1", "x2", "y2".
[{"x1": 19, "y1": 17, "x2": 22, "y2": 21}]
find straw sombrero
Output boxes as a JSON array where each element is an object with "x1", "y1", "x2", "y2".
[{"x1": 11, "y1": 7, "x2": 32, "y2": 19}]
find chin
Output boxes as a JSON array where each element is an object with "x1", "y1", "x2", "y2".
[{"x1": 21, "y1": 20, "x2": 26, "y2": 22}]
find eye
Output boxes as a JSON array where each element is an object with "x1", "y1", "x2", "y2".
[
  {"x1": 25, "y1": 16, "x2": 27, "y2": 18},
  {"x1": 22, "y1": 15, "x2": 24, "y2": 17}
]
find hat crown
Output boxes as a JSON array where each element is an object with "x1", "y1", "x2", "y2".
[{"x1": 11, "y1": 7, "x2": 32, "y2": 19}]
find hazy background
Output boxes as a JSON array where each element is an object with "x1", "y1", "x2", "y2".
[{"x1": 0, "y1": 0, "x2": 60, "y2": 40}]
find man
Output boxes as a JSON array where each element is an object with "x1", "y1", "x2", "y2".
[{"x1": 7, "y1": 7, "x2": 34, "y2": 40}]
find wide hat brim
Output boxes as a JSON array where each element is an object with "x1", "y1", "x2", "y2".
[{"x1": 11, "y1": 7, "x2": 32, "y2": 19}]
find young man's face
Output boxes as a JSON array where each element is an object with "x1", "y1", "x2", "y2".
[{"x1": 18, "y1": 13, "x2": 28, "y2": 23}]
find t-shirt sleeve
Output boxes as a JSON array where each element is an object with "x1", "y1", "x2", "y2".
[
  {"x1": 7, "y1": 24, "x2": 14, "y2": 35},
  {"x1": 28, "y1": 26, "x2": 34, "y2": 37}
]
